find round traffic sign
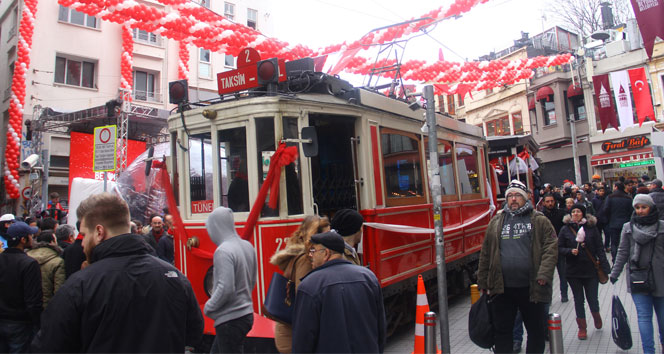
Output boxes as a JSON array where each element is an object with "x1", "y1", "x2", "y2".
[
  {"x1": 99, "y1": 128, "x2": 112, "y2": 143},
  {"x1": 21, "y1": 187, "x2": 32, "y2": 200}
]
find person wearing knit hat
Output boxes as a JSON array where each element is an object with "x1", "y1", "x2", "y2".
[
  {"x1": 610, "y1": 190, "x2": 664, "y2": 354},
  {"x1": 478, "y1": 179, "x2": 558, "y2": 353},
  {"x1": 569, "y1": 203, "x2": 587, "y2": 219},
  {"x1": 330, "y1": 209, "x2": 364, "y2": 265}
]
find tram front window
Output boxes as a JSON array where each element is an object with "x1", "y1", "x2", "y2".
[
  {"x1": 282, "y1": 116, "x2": 303, "y2": 215},
  {"x1": 219, "y1": 127, "x2": 249, "y2": 212},
  {"x1": 256, "y1": 117, "x2": 278, "y2": 217},
  {"x1": 381, "y1": 129, "x2": 425, "y2": 206},
  {"x1": 189, "y1": 133, "x2": 213, "y2": 214}
]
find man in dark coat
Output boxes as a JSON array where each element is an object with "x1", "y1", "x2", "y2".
[
  {"x1": 648, "y1": 179, "x2": 664, "y2": 220},
  {"x1": 292, "y1": 231, "x2": 386, "y2": 353},
  {"x1": 591, "y1": 187, "x2": 610, "y2": 251},
  {"x1": 143, "y1": 215, "x2": 164, "y2": 251},
  {"x1": 541, "y1": 193, "x2": 568, "y2": 302},
  {"x1": 600, "y1": 182, "x2": 633, "y2": 261},
  {"x1": 62, "y1": 222, "x2": 86, "y2": 279},
  {"x1": 31, "y1": 193, "x2": 203, "y2": 352},
  {"x1": 0, "y1": 222, "x2": 41, "y2": 353}
]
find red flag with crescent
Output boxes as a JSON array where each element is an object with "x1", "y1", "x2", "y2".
[{"x1": 628, "y1": 67, "x2": 655, "y2": 127}]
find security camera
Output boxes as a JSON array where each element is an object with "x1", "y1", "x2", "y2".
[{"x1": 21, "y1": 154, "x2": 40, "y2": 170}]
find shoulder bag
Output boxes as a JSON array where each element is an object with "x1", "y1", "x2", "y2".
[
  {"x1": 628, "y1": 224, "x2": 657, "y2": 294},
  {"x1": 568, "y1": 226, "x2": 608, "y2": 284},
  {"x1": 469, "y1": 293, "x2": 494, "y2": 349},
  {"x1": 262, "y1": 253, "x2": 304, "y2": 324}
]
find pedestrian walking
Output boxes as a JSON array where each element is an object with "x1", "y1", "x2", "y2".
[
  {"x1": 156, "y1": 228, "x2": 174, "y2": 264},
  {"x1": 647, "y1": 179, "x2": 664, "y2": 220},
  {"x1": 62, "y1": 221, "x2": 85, "y2": 279},
  {"x1": 0, "y1": 214, "x2": 15, "y2": 250},
  {"x1": 27, "y1": 230, "x2": 65, "y2": 310},
  {"x1": 557, "y1": 204, "x2": 610, "y2": 340},
  {"x1": 330, "y1": 209, "x2": 364, "y2": 265},
  {"x1": 31, "y1": 193, "x2": 203, "y2": 352},
  {"x1": 610, "y1": 194, "x2": 664, "y2": 354},
  {"x1": 601, "y1": 182, "x2": 633, "y2": 261},
  {"x1": 143, "y1": 215, "x2": 165, "y2": 251},
  {"x1": 0, "y1": 222, "x2": 41, "y2": 353},
  {"x1": 477, "y1": 180, "x2": 558, "y2": 354},
  {"x1": 575, "y1": 191, "x2": 595, "y2": 215},
  {"x1": 291, "y1": 231, "x2": 386, "y2": 353},
  {"x1": 204, "y1": 207, "x2": 257, "y2": 354},
  {"x1": 541, "y1": 193, "x2": 568, "y2": 303},
  {"x1": 269, "y1": 215, "x2": 328, "y2": 353}
]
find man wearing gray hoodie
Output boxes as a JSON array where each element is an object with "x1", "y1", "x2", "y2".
[{"x1": 204, "y1": 207, "x2": 257, "y2": 353}]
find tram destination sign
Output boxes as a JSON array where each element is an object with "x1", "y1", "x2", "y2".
[
  {"x1": 601, "y1": 135, "x2": 650, "y2": 152},
  {"x1": 217, "y1": 66, "x2": 258, "y2": 95}
]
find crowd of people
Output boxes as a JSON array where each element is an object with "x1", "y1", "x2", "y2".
[{"x1": 480, "y1": 175, "x2": 664, "y2": 354}]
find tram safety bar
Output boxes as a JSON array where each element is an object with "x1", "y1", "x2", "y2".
[
  {"x1": 424, "y1": 311, "x2": 438, "y2": 354},
  {"x1": 548, "y1": 313, "x2": 564, "y2": 354}
]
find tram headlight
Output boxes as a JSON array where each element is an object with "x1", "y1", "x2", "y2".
[{"x1": 204, "y1": 266, "x2": 214, "y2": 297}]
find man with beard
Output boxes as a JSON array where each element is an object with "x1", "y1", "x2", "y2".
[
  {"x1": 478, "y1": 180, "x2": 558, "y2": 354},
  {"x1": 0, "y1": 222, "x2": 41, "y2": 352},
  {"x1": 31, "y1": 193, "x2": 203, "y2": 352}
]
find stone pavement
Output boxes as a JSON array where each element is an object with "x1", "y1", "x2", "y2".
[{"x1": 386, "y1": 266, "x2": 656, "y2": 353}]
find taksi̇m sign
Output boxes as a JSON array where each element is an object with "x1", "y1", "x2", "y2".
[{"x1": 601, "y1": 135, "x2": 650, "y2": 152}]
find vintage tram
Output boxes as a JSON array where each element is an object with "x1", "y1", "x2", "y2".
[{"x1": 165, "y1": 56, "x2": 494, "y2": 341}]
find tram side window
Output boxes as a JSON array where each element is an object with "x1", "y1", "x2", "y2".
[
  {"x1": 424, "y1": 139, "x2": 458, "y2": 201},
  {"x1": 381, "y1": 129, "x2": 425, "y2": 206},
  {"x1": 282, "y1": 116, "x2": 303, "y2": 215},
  {"x1": 218, "y1": 127, "x2": 249, "y2": 212},
  {"x1": 189, "y1": 133, "x2": 213, "y2": 214},
  {"x1": 256, "y1": 117, "x2": 278, "y2": 217},
  {"x1": 455, "y1": 143, "x2": 482, "y2": 200}
]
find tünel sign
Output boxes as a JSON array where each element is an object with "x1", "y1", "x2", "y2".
[{"x1": 601, "y1": 136, "x2": 650, "y2": 152}]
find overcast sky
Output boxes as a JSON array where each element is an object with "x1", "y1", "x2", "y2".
[{"x1": 273, "y1": 0, "x2": 557, "y2": 63}]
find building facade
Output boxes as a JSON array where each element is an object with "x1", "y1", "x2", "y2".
[{"x1": 0, "y1": 0, "x2": 274, "y2": 211}]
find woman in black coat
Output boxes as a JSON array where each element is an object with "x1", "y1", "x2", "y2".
[{"x1": 558, "y1": 204, "x2": 611, "y2": 340}]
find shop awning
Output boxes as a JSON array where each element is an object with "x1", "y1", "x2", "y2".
[
  {"x1": 590, "y1": 148, "x2": 653, "y2": 166},
  {"x1": 536, "y1": 86, "x2": 554, "y2": 101},
  {"x1": 528, "y1": 97, "x2": 535, "y2": 110},
  {"x1": 567, "y1": 84, "x2": 583, "y2": 98}
]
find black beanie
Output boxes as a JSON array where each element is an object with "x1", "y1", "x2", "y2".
[
  {"x1": 330, "y1": 209, "x2": 364, "y2": 237},
  {"x1": 570, "y1": 203, "x2": 586, "y2": 218}
]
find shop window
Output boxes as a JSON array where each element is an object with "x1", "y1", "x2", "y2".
[
  {"x1": 54, "y1": 56, "x2": 96, "y2": 88},
  {"x1": 571, "y1": 97, "x2": 586, "y2": 121},
  {"x1": 513, "y1": 113, "x2": 524, "y2": 134},
  {"x1": 542, "y1": 100, "x2": 556, "y2": 125},
  {"x1": 456, "y1": 143, "x2": 481, "y2": 199},
  {"x1": 282, "y1": 117, "x2": 303, "y2": 215},
  {"x1": 447, "y1": 94, "x2": 455, "y2": 115},
  {"x1": 247, "y1": 8, "x2": 257, "y2": 29},
  {"x1": 486, "y1": 121, "x2": 496, "y2": 137},
  {"x1": 256, "y1": 117, "x2": 278, "y2": 216},
  {"x1": 224, "y1": 54, "x2": 236, "y2": 68},
  {"x1": 437, "y1": 95, "x2": 445, "y2": 112},
  {"x1": 487, "y1": 116, "x2": 510, "y2": 136},
  {"x1": 224, "y1": 2, "x2": 235, "y2": 20},
  {"x1": 381, "y1": 129, "x2": 425, "y2": 206},
  {"x1": 189, "y1": 133, "x2": 213, "y2": 214},
  {"x1": 218, "y1": 127, "x2": 249, "y2": 212}
]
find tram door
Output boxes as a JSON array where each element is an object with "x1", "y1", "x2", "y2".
[{"x1": 309, "y1": 114, "x2": 357, "y2": 216}]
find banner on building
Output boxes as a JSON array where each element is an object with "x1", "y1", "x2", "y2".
[
  {"x1": 628, "y1": 67, "x2": 656, "y2": 126},
  {"x1": 593, "y1": 74, "x2": 619, "y2": 132},
  {"x1": 609, "y1": 70, "x2": 634, "y2": 131},
  {"x1": 630, "y1": 0, "x2": 664, "y2": 58}
]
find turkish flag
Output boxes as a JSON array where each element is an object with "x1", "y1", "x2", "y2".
[
  {"x1": 628, "y1": 67, "x2": 655, "y2": 126},
  {"x1": 592, "y1": 74, "x2": 619, "y2": 132}
]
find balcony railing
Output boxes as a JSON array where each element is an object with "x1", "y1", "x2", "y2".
[
  {"x1": 132, "y1": 90, "x2": 162, "y2": 103},
  {"x1": 531, "y1": 65, "x2": 572, "y2": 79}
]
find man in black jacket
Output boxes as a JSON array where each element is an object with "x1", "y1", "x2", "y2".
[
  {"x1": 32, "y1": 193, "x2": 204, "y2": 352},
  {"x1": 600, "y1": 182, "x2": 633, "y2": 261},
  {"x1": 0, "y1": 222, "x2": 41, "y2": 353},
  {"x1": 648, "y1": 179, "x2": 664, "y2": 220},
  {"x1": 541, "y1": 194, "x2": 568, "y2": 302},
  {"x1": 62, "y1": 221, "x2": 86, "y2": 279}
]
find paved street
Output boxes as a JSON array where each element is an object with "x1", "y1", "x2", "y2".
[{"x1": 386, "y1": 266, "x2": 655, "y2": 353}]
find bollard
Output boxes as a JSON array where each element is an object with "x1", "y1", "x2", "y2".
[
  {"x1": 548, "y1": 313, "x2": 564, "y2": 354},
  {"x1": 470, "y1": 284, "x2": 480, "y2": 305},
  {"x1": 424, "y1": 311, "x2": 437, "y2": 354}
]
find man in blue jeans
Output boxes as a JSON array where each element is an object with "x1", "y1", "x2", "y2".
[{"x1": 0, "y1": 222, "x2": 41, "y2": 353}]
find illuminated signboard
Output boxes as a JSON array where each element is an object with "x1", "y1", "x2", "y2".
[
  {"x1": 619, "y1": 160, "x2": 654, "y2": 168},
  {"x1": 601, "y1": 135, "x2": 650, "y2": 152}
]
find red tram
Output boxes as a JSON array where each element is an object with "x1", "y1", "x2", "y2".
[{"x1": 166, "y1": 56, "x2": 494, "y2": 340}]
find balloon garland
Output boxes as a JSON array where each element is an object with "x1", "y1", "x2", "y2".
[
  {"x1": 4, "y1": 0, "x2": 38, "y2": 200},
  {"x1": 178, "y1": 41, "x2": 190, "y2": 80},
  {"x1": 120, "y1": 24, "x2": 133, "y2": 99}
]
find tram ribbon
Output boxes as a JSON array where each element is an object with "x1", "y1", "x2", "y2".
[
  {"x1": 363, "y1": 205, "x2": 495, "y2": 234},
  {"x1": 243, "y1": 143, "x2": 299, "y2": 241}
]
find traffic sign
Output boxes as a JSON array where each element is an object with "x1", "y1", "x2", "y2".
[
  {"x1": 22, "y1": 187, "x2": 31, "y2": 200},
  {"x1": 93, "y1": 125, "x2": 117, "y2": 172}
]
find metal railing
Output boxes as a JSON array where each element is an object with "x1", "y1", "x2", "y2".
[{"x1": 132, "y1": 90, "x2": 162, "y2": 103}]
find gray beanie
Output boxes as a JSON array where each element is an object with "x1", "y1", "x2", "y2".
[{"x1": 633, "y1": 194, "x2": 655, "y2": 208}]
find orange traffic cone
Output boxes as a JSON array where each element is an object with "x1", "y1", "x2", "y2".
[{"x1": 412, "y1": 274, "x2": 441, "y2": 354}]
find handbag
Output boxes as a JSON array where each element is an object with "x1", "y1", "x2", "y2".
[
  {"x1": 611, "y1": 295, "x2": 632, "y2": 350},
  {"x1": 261, "y1": 254, "x2": 302, "y2": 324},
  {"x1": 468, "y1": 293, "x2": 494, "y2": 349},
  {"x1": 568, "y1": 226, "x2": 608, "y2": 284},
  {"x1": 628, "y1": 224, "x2": 656, "y2": 294}
]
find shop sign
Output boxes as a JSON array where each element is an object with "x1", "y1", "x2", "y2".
[
  {"x1": 601, "y1": 135, "x2": 650, "y2": 152},
  {"x1": 619, "y1": 160, "x2": 654, "y2": 168}
]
